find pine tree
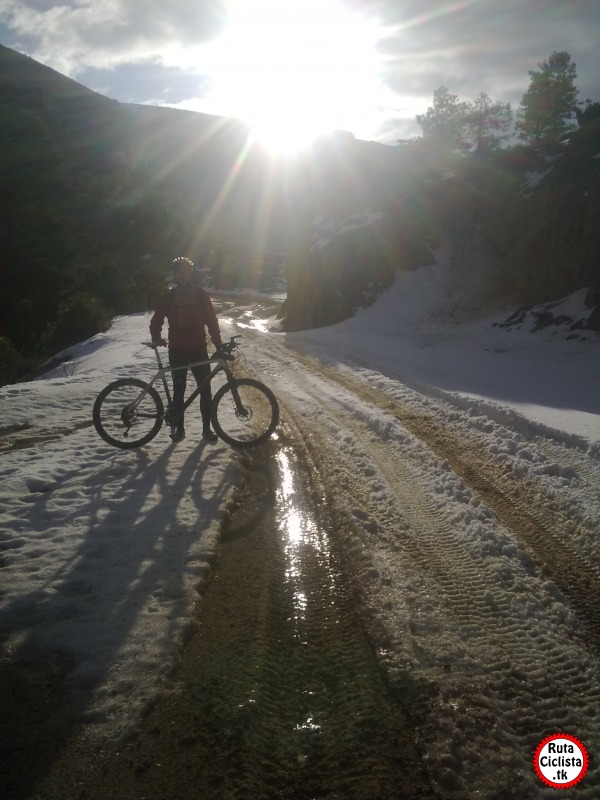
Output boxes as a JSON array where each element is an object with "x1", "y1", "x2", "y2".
[
  {"x1": 416, "y1": 86, "x2": 470, "y2": 150},
  {"x1": 465, "y1": 93, "x2": 512, "y2": 152},
  {"x1": 576, "y1": 99, "x2": 600, "y2": 126},
  {"x1": 517, "y1": 51, "x2": 578, "y2": 144}
]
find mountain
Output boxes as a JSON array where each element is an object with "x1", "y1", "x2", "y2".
[
  {"x1": 1, "y1": 44, "x2": 599, "y2": 384},
  {"x1": 0, "y1": 45, "x2": 288, "y2": 376}
]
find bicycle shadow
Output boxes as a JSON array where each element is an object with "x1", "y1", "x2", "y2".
[
  {"x1": 1, "y1": 436, "x2": 238, "y2": 799},
  {"x1": 219, "y1": 441, "x2": 277, "y2": 544}
]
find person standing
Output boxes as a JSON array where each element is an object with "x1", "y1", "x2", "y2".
[{"x1": 150, "y1": 257, "x2": 222, "y2": 442}]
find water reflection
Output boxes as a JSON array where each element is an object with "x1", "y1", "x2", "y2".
[
  {"x1": 213, "y1": 292, "x2": 285, "y2": 331},
  {"x1": 275, "y1": 448, "x2": 342, "y2": 638},
  {"x1": 221, "y1": 318, "x2": 270, "y2": 332}
]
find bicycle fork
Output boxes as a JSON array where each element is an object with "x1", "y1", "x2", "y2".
[
  {"x1": 123, "y1": 380, "x2": 166, "y2": 438},
  {"x1": 228, "y1": 379, "x2": 250, "y2": 419}
]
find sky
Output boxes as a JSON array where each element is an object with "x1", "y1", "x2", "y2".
[
  {"x1": 2, "y1": 241, "x2": 599, "y2": 792},
  {"x1": 1, "y1": 1, "x2": 599, "y2": 149}
]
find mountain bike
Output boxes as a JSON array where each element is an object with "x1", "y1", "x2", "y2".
[{"x1": 92, "y1": 336, "x2": 279, "y2": 449}]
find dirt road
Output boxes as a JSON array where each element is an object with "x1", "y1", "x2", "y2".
[
  {"x1": 7, "y1": 301, "x2": 600, "y2": 799},
  {"x1": 225, "y1": 310, "x2": 600, "y2": 798}
]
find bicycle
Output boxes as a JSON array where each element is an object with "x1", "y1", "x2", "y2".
[{"x1": 92, "y1": 336, "x2": 279, "y2": 449}]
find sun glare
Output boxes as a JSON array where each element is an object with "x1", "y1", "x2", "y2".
[{"x1": 201, "y1": 0, "x2": 386, "y2": 154}]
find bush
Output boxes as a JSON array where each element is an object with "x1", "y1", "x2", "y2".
[
  {"x1": 0, "y1": 336, "x2": 22, "y2": 386},
  {"x1": 42, "y1": 292, "x2": 113, "y2": 354}
]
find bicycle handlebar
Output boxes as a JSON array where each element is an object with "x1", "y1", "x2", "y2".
[
  {"x1": 145, "y1": 334, "x2": 242, "y2": 353},
  {"x1": 212, "y1": 336, "x2": 241, "y2": 361},
  {"x1": 221, "y1": 335, "x2": 242, "y2": 352}
]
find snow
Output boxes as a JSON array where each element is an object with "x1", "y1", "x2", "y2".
[
  {"x1": 310, "y1": 209, "x2": 387, "y2": 249},
  {"x1": 285, "y1": 248, "x2": 599, "y2": 444},
  {"x1": 521, "y1": 163, "x2": 559, "y2": 198},
  {"x1": 1, "y1": 246, "x2": 599, "y2": 793},
  {"x1": 1, "y1": 320, "x2": 241, "y2": 736}
]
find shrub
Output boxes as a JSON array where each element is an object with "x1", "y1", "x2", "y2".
[
  {"x1": 0, "y1": 336, "x2": 22, "y2": 386},
  {"x1": 42, "y1": 292, "x2": 113, "y2": 354}
]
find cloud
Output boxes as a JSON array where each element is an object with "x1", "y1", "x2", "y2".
[
  {"x1": 78, "y1": 61, "x2": 212, "y2": 105},
  {"x1": 368, "y1": 0, "x2": 600, "y2": 109},
  {"x1": 0, "y1": 0, "x2": 227, "y2": 74},
  {"x1": 1, "y1": 0, "x2": 599, "y2": 143}
]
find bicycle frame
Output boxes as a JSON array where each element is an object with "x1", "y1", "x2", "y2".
[
  {"x1": 126, "y1": 344, "x2": 247, "y2": 431},
  {"x1": 149, "y1": 347, "x2": 233, "y2": 411}
]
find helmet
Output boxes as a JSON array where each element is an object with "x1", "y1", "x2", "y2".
[{"x1": 172, "y1": 256, "x2": 194, "y2": 273}]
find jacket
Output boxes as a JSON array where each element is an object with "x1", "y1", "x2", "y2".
[{"x1": 150, "y1": 284, "x2": 222, "y2": 352}]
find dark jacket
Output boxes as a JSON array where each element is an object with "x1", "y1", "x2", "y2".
[{"x1": 150, "y1": 284, "x2": 222, "y2": 352}]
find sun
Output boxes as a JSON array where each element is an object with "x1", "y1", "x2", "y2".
[{"x1": 201, "y1": 0, "x2": 386, "y2": 154}]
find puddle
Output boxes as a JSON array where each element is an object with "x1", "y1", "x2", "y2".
[
  {"x1": 277, "y1": 449, "x2": 318, "y2": 632},
  {"x1": 30, "y1": 439, "x2": 432, "y2": 799},
  {"x1": 215, "y1": 297, "x2": 281, "y2": 333},
  {"x1": 276, "y1": 448, "x2": 343, "y2": 643},
  {"x1": 220, "y1": 315, "x2": 271, "y2": 333}
]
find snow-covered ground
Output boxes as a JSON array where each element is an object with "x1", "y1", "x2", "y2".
[
  {"x1": 1, "y1": 247, "x2": 599, "y2": 796},
  {"x1": 283, "y1": 247, "x2": 599, "y2": 444}
]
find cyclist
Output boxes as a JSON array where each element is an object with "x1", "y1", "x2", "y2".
[{"x1": 150, "y1": 257, "x2": 222, "y2": 442}]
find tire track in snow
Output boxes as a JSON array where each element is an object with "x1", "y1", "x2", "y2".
[
  {"x1": 246, "y1": 339, "x2": 600, "y2": 798},
  {"x1": 287, "y1": 351, "x2": 600, "y2": 652}
]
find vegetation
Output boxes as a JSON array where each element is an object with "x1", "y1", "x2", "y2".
[
  {"x1": 465, "y1": 93, "x2": 512, "y2": 152},
  {"x1": 517, "y1": 51, "x2": 579, "y2": 144},
  {"x1": 416, "y1": 87, "x2": 511, "y2": 153},
  {"x1": 41, "y1": 292, "x2": 114, "y2": 355},
  {"x1": 416, "y1": 51, "x2": 583, "y2": 152},
  {"x1": 416, "y1": 86, "x2": 470, "y2": 151},
  {"x1": 0, "y1": 45, "x2": 285, "y2": 383}
]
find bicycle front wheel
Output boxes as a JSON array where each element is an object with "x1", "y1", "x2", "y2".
[
  {"x1": 211, "y1": 378, "x2": 279, "y2": 448},
  {"x1": 93, "y1": 378, "x2": 164, "y2": 449}
]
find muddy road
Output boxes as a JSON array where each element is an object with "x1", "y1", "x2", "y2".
[
  {"x1": 215, "y1": 305, "x2": 600, "y2": 798},
  {"x1": 5, "y1": 299, "x2": 600, "y2": 799},
  {"x1": 20, "y1": 431, "x2": 434, "y2": 800}
]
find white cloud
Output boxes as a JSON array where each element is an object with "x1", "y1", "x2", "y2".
[
  {"x1": 0, "y1": 0, "x2": 225, "y2": 75},
  {"x1": 1, "y1": 0, "x2": 598, "y2": 144}
]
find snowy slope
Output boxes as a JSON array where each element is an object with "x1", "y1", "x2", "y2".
[{"x1": 285, "y1": 241, "x2": 600, "y2": 444}]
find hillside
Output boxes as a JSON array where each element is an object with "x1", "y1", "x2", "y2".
[
  {"x1": 1, "y1": 43, "x2": 599, "y2": 383},
  {"x1": 0, "y1": 45, "x2": 287, "y2": 378},
  {"x1": 281, "y1": 132, "x2": 600, "y2": 330}
]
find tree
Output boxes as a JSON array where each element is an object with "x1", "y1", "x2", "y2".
[
  {"x1": 575, "y1": 99, "x2": 600, "y2": 126},
  {"x1": 465, "y1": 93, "x2": 512, "y2": 151},
  {"x1": 416, "y1": 86, "x2": 470, "y2": 150},
  {"x1": 574, "y1": 100, "x2": 600, "y2": 151},
  {"x1": 517, "y1": 51, "x2": 578, "y2": 144}
]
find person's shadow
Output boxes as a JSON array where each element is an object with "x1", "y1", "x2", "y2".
[{"x1": 1, "y1": 438, "x2": 238, "y2": 800}]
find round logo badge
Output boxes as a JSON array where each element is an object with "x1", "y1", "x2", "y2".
[{"x1": 533, "y1": 733, "x2": 589, "y2": 789}]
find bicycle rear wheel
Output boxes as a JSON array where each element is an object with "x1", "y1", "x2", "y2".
[
  {"x1": 211, "y1": 378, "x2": 279, "y2": 448},
  {"x1": 93, "y1": 378, "x2": 164, "y2": 449}
]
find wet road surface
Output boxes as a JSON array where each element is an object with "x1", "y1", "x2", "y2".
[{"x1": 24, "y1": 434, "x2": 434, "y2": 799}]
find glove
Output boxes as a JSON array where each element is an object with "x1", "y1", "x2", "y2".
[
  {"x1": 212, "y1": 347, "x2": 234, "y2": 361},
  {"x1": 152, "y1": 338, "x2": 167, "y2": 347}
]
